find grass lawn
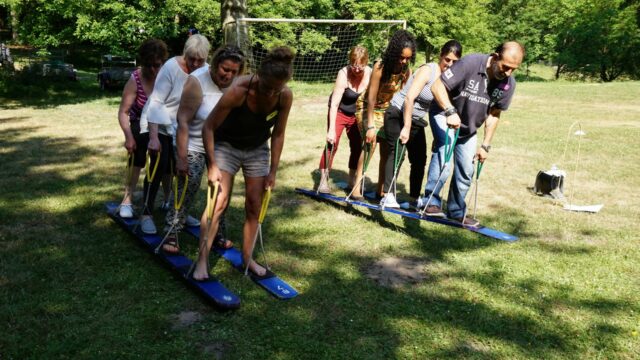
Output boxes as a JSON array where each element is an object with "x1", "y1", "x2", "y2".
[{"x1": 1, "y1": 71, "x2": 639, "y2": 359}]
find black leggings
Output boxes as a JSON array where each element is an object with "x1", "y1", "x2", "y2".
[
  {"x1": 142, "y1": 133, "x2": 173, "y2": 215},
  {"x1": 383, "y1": 106, "x2": 427, "y2": 197}
]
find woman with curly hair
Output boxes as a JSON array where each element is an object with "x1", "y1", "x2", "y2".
[
  {"x1": 355, "y1": 29, "x2": 416, "y2": 200},
  {"x1": 380, "y1": 40, "x2": 462, "y2": 208}
]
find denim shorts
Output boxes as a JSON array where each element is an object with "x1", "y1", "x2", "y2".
[{"x1": 214, "y1": 141, "x2": 270, "y2": 177}]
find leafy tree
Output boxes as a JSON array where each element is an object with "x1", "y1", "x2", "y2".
[{"x1": 556, "y1": 0, "x2": 640, "y2": 81}]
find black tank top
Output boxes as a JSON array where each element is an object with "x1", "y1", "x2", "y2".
[
  {"x1": 327, "y1": 87, "x2": 361, "y2": 115},
  {"x1": 215, "y1": 75, "x2": 280, "y2": 150}
]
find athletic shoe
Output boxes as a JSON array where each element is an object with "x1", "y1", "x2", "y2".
[
  {"x1": 316, "y1": 182, "x2": 331, "y2": 194},
  {"x1": 119, "y1": 204, "x2": 134, "y2": 218},
  {"x1": 454, "y1": 216, "x2": 480, "y2": 227},
  {"x1": 185, "y1": 215, "x2": 200, "y2": 227},
  {"x1": 140, "y1": 216, "x2": 157, "y2": 234},
  {"x1": 424, "y1": 205, "x2": 445, "y2": 218},
  {"x1": 380, "y1": 193, "x2": 400, "y2": 208},
  {"x1": 160, "y1": 201, "x2": 171, "y2": 211}
]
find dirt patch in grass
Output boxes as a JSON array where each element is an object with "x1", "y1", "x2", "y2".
[
  {"x1": 365, "y1": 256, "x2": 429, "y2": 288},
  {"x1": 171, "y1": 311, "x2": 203, "y2": 330}
]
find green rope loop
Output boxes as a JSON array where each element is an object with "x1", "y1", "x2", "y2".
[{"x1": 444, "y1": 128, "x2": 460, "y2": 164}]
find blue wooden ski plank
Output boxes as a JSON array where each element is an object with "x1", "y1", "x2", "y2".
[
  {"x1": 294, "y1": 188, "x2": 518, "y2": 242},
  {"x1": 105, "y1": 202, "x2": 241, "y2": 309},
  {"x1": 184, "y1": 226, "x2": 299, "y2": 300}
]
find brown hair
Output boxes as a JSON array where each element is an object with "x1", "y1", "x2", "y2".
[
  {"x1": 139, "y1": 38, "x2": 168, "y2": 69},
  {"x1": 259, "y1": 46, "x2": 295, "y2": 80},
  {"x1": 211, "y1": 45, "x2": 246, "y2": 74}
]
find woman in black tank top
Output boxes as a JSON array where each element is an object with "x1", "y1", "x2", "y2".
[
  {"x1": 316, "y1": 46, "x2": 372, "y2": 198},
  {"x1": 192, "y1": 47, "x2": 295, "y2": 281}
]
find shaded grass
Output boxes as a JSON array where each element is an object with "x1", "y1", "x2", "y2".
[{"x1": 0, "y1": 73, "x2": 639, "y2": 359}]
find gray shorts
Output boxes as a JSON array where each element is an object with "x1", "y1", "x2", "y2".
[{"x1": 214, "y1": 141, "x2": 270, "y2": 177}]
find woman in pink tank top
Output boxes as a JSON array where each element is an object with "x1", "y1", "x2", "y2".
[{"x1": 116, "y1": 39, "x2": 168, "y2": 218}]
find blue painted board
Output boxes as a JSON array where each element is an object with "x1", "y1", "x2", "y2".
[
  {"x1": 105, "y1": 202, "x2": 241, "y2": 309},
  {"x1": 295, "y1": 188, "x2": 518, "y2": 242},
  {"x1": 184, "y1": 225, "x2": 299, "y2": 300}
]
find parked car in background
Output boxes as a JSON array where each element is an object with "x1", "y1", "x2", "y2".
[
  {"x1": 97, "y1": 55, "x2": 136, "y2": 90},
  {"x1": 24, "y1": 57, "x2": 77, "y2": 81}
]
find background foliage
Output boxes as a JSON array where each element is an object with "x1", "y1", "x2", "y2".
[{"x1": 0, "y1": 0, "x2": 639, "y2": 79}]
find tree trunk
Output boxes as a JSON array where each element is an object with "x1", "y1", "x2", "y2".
[
  {"x1": 10, "y1": 6, "x2": 18, "y2": 42},
  {"x1": 221, "y1": 0, "x2": 248, "y2": 47}
]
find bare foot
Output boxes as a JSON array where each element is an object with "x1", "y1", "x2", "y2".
[
  {"x1": 192, "y1": 261, "x2": 210, "y2": 281},
  {"x1": 247, "y1": 259, "x2": 267, "y2": 277}
]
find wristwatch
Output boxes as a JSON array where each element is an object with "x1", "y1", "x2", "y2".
[
  {"x1": 367, "y1": 125, "x2": 376, "y2": 131},
  {"x1": 481, "y1": 144, "x2": 491, "y2": 152},
  {"x1": 444, "y1": 107, "x2": 457, "y2": 117}
]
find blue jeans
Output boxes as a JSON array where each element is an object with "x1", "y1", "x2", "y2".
[{"x1": 424, "y1": 113, "x2": 476, "y2": 219}]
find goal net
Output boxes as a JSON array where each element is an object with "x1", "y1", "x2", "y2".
[{"x1": 230, "y1": 18, "x2": 406, "y2": 82}]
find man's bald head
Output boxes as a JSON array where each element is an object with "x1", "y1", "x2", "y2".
[{"x1": 489, "y1": 41, "x2": 525, "y2": 80}]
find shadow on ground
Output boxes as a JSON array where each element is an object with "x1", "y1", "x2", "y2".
[{"x1": 0, "y1": 124, "x2": 636, "y2": 358}]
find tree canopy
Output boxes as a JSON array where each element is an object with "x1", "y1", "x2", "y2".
[{"x1": 1, "y1": 0, "x2": 638, "y2": 81}]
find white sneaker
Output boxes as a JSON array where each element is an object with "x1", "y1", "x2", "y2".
[
  {"x1": 119, "y1": 204, "x2": 134, "y2": 218},
  {"x1": 380, "y1": 193, "x2": 400, "y2": 208},
  {"x1": 185, "y1": 215, "x2": 200, "y2": 227},
  {"x1": 140, "y1": 216, "x2": 157, "y2": 234}
]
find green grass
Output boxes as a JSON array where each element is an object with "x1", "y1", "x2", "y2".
[{"x1": 1, "y1": 72, "x2": 639, "y2": 359}]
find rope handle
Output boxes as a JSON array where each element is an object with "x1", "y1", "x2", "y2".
[
  {"x1": 124, "y1": 153, "x2": 134, "y2": 184},
  {"x1": 206, "y1": 182, "x2": 220, "y2": 222},
  {"x1": 476, "y1": 161, "x2": 484, "y2": 180},
  {"x1": 444, "y1": 128, "x2": 460, "y2": 164},
  {"x1": 145, "y1": 152, "x2": 160, "y2": 182},
  {"x1": 173, "y1": 174, "x2": 189, "y2": 210},
  {"x1": 394, "y1": 138, "x2": 407, "y2": 172},
  {"x1": 363, "y1": 142, "x2": 373, "y2": 173},
  {"x1": 259, "y1": 187, "x2": 272, "y2": 224}
]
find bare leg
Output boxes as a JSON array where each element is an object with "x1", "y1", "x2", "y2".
[
  {"x1": 121, "y1": 166, "x2": 142, "y2": 205},
  {"x1": 243, "y1": 176, "x2": 267, "y2": 277},
  {"x1": 193, "y1": 171, "x2": 233, "y2": 281}
]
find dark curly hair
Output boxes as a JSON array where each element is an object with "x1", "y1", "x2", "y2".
[{"x1": 380, "y1": 29, "x2": 416, "y2": 83}]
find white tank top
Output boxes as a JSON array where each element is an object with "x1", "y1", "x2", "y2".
[{"x1": 188, "y1": 66, "x2": 224, "y2": 153}]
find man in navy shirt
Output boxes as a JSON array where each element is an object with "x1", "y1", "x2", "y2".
[{"x1": 424, "y1": 41, "x2": 524, "y2": 226}]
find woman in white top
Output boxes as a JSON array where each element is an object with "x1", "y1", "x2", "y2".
[
  {"x1": 161, "y1": 45, "x2": 245, "y2": 254},
  {"x1": 138, "y1": 34, "x2": 210, "y2": 235}
]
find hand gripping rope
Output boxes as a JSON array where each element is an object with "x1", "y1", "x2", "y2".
[
  {"x1": 381, "y1": 138, "x2": 406, "y2": 209},
  {"x1": 316, "y1": 142, "x2": 335, "y2": 195},
  {"x1": 345, "y1": 141, "x2": 374, "y2": 201},
  {"x1": 245, "y1": 186, "x2": 272, "y2": 276},
  {"x1": 461, "y1": 161, "x2": 483, "y2": 225},
  {"x1": 420, "y1": 128, "x2": 459, "y2": 215}
]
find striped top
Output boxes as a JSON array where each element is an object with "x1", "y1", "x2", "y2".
[
  {"x1": 128, "y1": 69, "x2": 148, "y2": 122},
  {"x1": 390, "y1": 62, "x2": 437, "y2": 120}
]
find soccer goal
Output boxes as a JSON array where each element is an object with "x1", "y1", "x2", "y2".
[{"x1": 229, "y1": 18, "x2": 406, "y2": 82}]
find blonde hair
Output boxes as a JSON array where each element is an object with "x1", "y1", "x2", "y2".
[
  {"x1": 183, "y1": 34, "x2": 210, "y2": 59},
  {"x1": 349, "y1": 45, "x2": 369, "y2": 66}
]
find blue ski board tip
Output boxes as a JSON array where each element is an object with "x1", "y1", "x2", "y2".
[
  {"x1": 105, "y1": 202, "x2": 241, "y2": 309},
  {"x1": 295, "y1": 188, "x2": 518, "y2": 242}
]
